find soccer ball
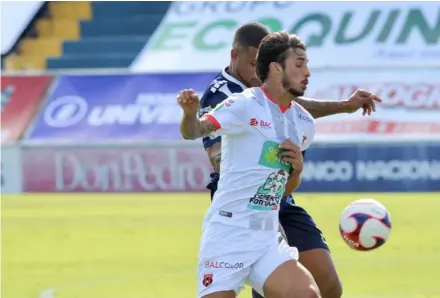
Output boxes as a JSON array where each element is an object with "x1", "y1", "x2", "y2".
[{"x1": 339, "y1": 198, "x2": 392, "y2": 251}]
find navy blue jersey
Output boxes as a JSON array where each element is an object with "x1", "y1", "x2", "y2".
[{"x1": 198, "y1": 67, "x2": 246, "y2": 149}]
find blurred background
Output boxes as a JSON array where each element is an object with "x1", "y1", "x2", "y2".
[{"x1": 1, "y1": 1, "x2": 440, "y2": 298}]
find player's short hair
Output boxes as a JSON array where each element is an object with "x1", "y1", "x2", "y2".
[
  {"x1": 256, "y1": 31, "x2": 306, "y2": 82},
  {"x1": 232, "y1": 22, "x2": 270, "y2": 50}
]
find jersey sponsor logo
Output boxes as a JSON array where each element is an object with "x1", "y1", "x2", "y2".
[
  {"x1": 260, "y1": 120, "x2": 272, "y2": 129},
  {"x1": 258, "y1": 141, "x2": 291, "y2": 172},
  {"x1": 250, "y1": 118, "x2": 258, "y2": 126},
  {"x1": 297, "y1": 112, "x2": 313, "y2": 124},
  {"x1": 250, "y1": 118, "x2": 272, "y2": 129},
  {"x1": 248, "y1": 170, "x2": 289, "y2": 211},
  {"x1": 205, "y1": 261, "x2": 244, "y2": 270}
]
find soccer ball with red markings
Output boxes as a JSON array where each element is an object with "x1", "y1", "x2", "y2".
[{"x1": 339, "y1": 199, "x2": 392, "y2": 251}]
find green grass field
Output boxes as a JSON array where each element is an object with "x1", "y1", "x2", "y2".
[{"x1": 2, "y1": 193, "x2": 440, "y2": 298}]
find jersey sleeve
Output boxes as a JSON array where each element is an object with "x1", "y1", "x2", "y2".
[
  {"x1": 199, "y1": 91, "x2": 228, "y2": 149},
  {"x1": 202, "y1": 93, "x2": 248, "y2": 137}
]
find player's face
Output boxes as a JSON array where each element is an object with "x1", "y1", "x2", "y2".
[
  {"x1": 234, "y1": 46, "x2": 261, "y2": 87},
  {"x1": 281, "y1": 48, "x2": 310, "y2": 97}
]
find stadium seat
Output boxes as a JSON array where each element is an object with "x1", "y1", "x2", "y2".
[
  {"x1": 79, "y1": 17, "x2": 162, "y2": 37},
  {"x1": 91, "y1": 1, "x2": 171, "y2": 16},
  {"x1": 47, "y1": 1, "x2": 171, "y2": 69},
  {"x1": 3, "y1": 1, "x2": 171, "y2": 70},
  {"x1": 46, "y1": 54, "x2": 135, "y2": 69},
  {"x1": 62, "y1": 37, "x2": 149, "y2": 55}
]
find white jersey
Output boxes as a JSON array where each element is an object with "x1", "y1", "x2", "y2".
[{"x1": 201, "y1": 87, "x2": 316, "y2": 233}]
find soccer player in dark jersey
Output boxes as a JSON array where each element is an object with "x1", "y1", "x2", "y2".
[{"x1": 189, "y1": 22, "x2": 381, "y2": 298}]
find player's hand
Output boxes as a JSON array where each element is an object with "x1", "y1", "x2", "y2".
[
  {"x1": 177, "y1": 89, "x2": 200, "y2": 116},
  {"x1": 345, "y1": 89, "x2": 383, "y2": 116},
  {"x1": 279, "y1": 139, "x2": 303, "y2": 175}
]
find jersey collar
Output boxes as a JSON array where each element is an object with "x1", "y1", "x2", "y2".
[
  {"x1": 222, "y1": 67, "x2": 247, "y2": 90},
  {"x1": 261, "y1": 87, "x2": 291, "y2": 113}
]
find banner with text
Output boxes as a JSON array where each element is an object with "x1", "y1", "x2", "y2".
[
  {"x1": 1, "y1": 75, "x2": 53, "y2": 144},
  {"x1": 24, "y1": 69, "x2": 440, "y2": 142},
  {"x1": 132, "y1": 1, "x2": 440, "y2": 72},
  {"x1": 298, "y1": 143, "x2": 440, "y2": 192},
  {"x1": 307, "y1": 68, "x2": 440, "y2": 141},
  {"x1": 22, "y1": 146, "x2": 212, "y2": 192},
  {"x1": 1, "y1": 145, "x2": 23, "y2": 194},
  {"x1": 25, "y1": 73, "x2": 215, "y2": 143},
  {"x1": 22, "y1": 143, "x2": 439, "y2": 192}
]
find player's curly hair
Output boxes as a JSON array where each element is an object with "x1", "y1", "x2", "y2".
[
  {"x1": 232, "y1": 22, "x2": 270, "y2": 50},
  {"x1": 256, "y1": 31, "x2": 306, "y2": 82}
]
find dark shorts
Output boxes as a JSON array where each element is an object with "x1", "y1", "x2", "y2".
[
  {"x1": 207, "y1": 172, "x2": 220, "y2": 201},
  {"x1": 279, "y1": 196, "x2": 329, "y2": 252},
  {"x1": 207, "y1": 172, "x2": 329, "y2": 252}
]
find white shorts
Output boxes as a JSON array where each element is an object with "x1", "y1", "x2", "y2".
[{"x1": 197, "y1": 222, "x2": 299, "y2": 298}]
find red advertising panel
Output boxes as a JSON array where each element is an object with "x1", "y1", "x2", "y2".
[
  {"x1": 22, "y1": 146, "x2": 212, "y2": 192},
  {"x1": 1, "y1": 75, "x2": 53, "y2": 144}
]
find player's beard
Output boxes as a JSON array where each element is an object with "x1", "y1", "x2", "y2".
[{"x1": 282, "y1": 73, "x2": 304, "y2": 97}]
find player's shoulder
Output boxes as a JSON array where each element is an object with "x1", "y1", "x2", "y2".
[
  {"x1": 215, "y1": 88, "x2": 254, "y2": 112},
  {"x1": 199, "y1": 67, "x2": 247, "y2": 115},
  {"x1": 221, "y1": 87, "x2": 272, "y2": 113},
  {"x1": 228, "y1": 87, "x2": 261, "y2": 106},
  {"x1": 204, "y1": 67, "x2": 246, "y2": 97}
]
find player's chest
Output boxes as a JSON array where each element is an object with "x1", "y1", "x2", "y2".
[{"x1": 246, "y1": 106, "x2": 311, "y2": 150}]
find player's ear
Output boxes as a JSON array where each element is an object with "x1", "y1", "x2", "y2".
[
  {"x1": 269, "y1": 62, "x2": 282, "y2": 75},
  {"x1": 231, "y1": 48, "x2": 238, "y2": 61}
]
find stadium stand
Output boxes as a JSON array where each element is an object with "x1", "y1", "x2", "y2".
[{"x1": 3, "y1": 1, "x2": 171, "y2": 70}]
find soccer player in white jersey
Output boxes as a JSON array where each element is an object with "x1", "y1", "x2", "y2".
[
  {"x1": 178, "y1": 31, "x2": 323, "y2": 298},
  {"x1": 178, "y1": 23, "x2": 382, "y2": 298}
]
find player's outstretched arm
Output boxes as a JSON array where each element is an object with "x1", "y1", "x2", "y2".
[{"x1": 295, "y1": 89, "x2": 383, "y2": 119}]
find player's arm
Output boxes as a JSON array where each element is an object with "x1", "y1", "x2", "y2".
[
  {"x1": 199, "y1": 91, "x2": 229, "y2": 172},
  {"x1": 284, "y1": 174, "x2": 301, "y2": 195},
  {"x1": 294, "y1": 89, "x2": 382, "y2": 119},
  {"x1": 178, "y1": 89, "x2": 246, "y2": 141},
  {"x1": 283, "y1": 152, "x2": 307, "y2": 195},
  {"x1": 180, "y1": 114, "x2": 218, "y2": 140},
  {"x1": 206, "y1": 142, "x2": 222, "y2": 172}
]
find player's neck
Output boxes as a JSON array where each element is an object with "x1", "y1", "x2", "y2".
[
  {"x1": 228, "y1": 64, "x2": 248, "y2": 87},
  {"x1": 262, "y1": 82, "x2": 293, "y2": 108}
]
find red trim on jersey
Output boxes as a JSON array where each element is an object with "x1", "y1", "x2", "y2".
[
  {"x1": 261, "y1": 86, "x2": 291, "y2": 113},
  {"x1": 202, "y1": 114, "x2": 221, "y2": 130}
]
